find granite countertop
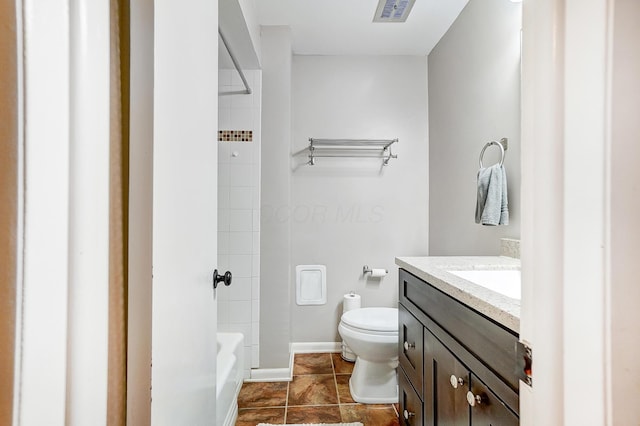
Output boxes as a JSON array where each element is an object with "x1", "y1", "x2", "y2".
[{"x1": 395, "y1": 256, "x2": 521, "y2": 333}]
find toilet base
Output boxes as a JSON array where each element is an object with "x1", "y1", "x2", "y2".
[{"x1": 348, "y1": 357, "x2": 399, "y2": 404}]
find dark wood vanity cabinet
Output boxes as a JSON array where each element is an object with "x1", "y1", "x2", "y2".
[{"x1": 398, "y1": 269, "x2": 519, "y2": 426}]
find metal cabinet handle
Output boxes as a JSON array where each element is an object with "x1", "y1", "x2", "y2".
[
  {"x1": 403, "y1": 409, "x2": 415, "y2": 420},
  {"x1": 450, "y1": 374, "x2": 465, "y2": 389},
  {"x1": 213, "y1": 269, "x2": 232, "y2": 289},
  {"x1": 466, "y1": 391, "x2": 483, "y2": 407},
  {"x1": 403, "y1": 341, "x2": 415, "y2": 351}
]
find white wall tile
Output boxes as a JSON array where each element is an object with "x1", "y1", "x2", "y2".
[
  {"x1": 251, "y1": 277, "x2": 260, "y2": 299},
  {"x1": 251, "y1": 346, "x2": 260, "y2": 368},
  {"x1": 230, "y1": 108, "x2": 254, "y2": 129},
  {"x1": 218, "y1": 322, "x2": 231, "y2": 332},
  {"x1": 229, "y1": 276, "x2": 252, "y2": 301},
  {"x1": 228, "y1": 209, "x2": 252, "y2": 232},
  {"x1": 218, "y1": 208, "x2": 230, "y2": 232},
  {"x1": 251, "y1": 160, "x2": 260, "y2": 187},
  {"x1": 217, "y1": 300, "x2": 230, "y2": 323},
  {"x1": 218, "y1": 107, "x2": 231, "y2": 129},
  {"x1": 252, "y1": 209, "x2": 260, "y2": 232},
  {"x1": 218, "y1": 163, "x2": 230, "y2": 187},
  {"x1": 252, "y1": 299, "x2": 260, "y2": 319},
  {"x1": 218, "y1": 92, "x2": 231, "y2": 109},
  {"x1": 216, "y1": 281, "x2": 229, "y2": 302},
  {"x1": 252, "y1": 83, "x2": 262, "y2": 109},
  {"x1": 228, "y1": 300, "x2": 252, "y2": 323},
  {"x1": 236, "y1": 322, "x2": 252, "y2": 347},
  {"x1": 217, "y1": 254, "x2": 230, "y2": 272},
  {"x1": 219, "y1": 69, "x2": 232, "y2": 87},
  {"x1": 252, "y1": 254, "x2": 260, "y2": 277},
  {"x1": 252, "y1": 322, "x2": 260, "y2": 345},
  {"x1": 229, "y1": 163, "x2": 253, "y2": 187},
  {"x1": 230, "y1": 70, "x2": 249, "y2": 87},
  {"x1": 228, "y1": 143, "x2": 254, "y2": 165},
  {"x1": 229, "y1": 187, "x2": 252, "y2": 209},
  {"x1": 252, "y1": 187, "x2": 260, "y2": 209},
  {"x1": 229, "y1": 254, "x2": 252, "y2": 278},
  {"x1": 218, "y1": 186, "x2": 230, "y2": 209},
  {"x1": 231, "y1": 91, "x2": 254, "y2": 109},
  {"x1": 218, "y1": 231, "x2": 230, "y2": 255},
  {"x1": 252, "y1": 232, "x2": 260, "y2": 254},
  {"x1": 228, "y1": 231, "x2": 252, "y2": 255},
  {"x1": 218, "y1": 142, "x2": 231, "y2": 164}
]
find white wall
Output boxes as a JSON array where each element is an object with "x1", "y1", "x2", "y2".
[
  {"x1": 428, "y1": 0, "x2": 521, "y2": 255},
  {"x1": 217, "y1": 69, "x2": 262, "y2": 377},
  {"x1": 259, "y1": 26, "x2": 292, "y2": 368},
  {"x1": 127, "y1": 0, "x2": 153, "y2": 423},
  {"x1": 607, "y1": 0, "x2": 640, "y2": 423},
  {"x1": 289, "y1": 55, "x2": 429, "y2": 343}
]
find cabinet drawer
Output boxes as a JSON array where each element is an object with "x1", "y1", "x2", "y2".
[
  {"x1": 399, "y1": 269, "x2": 519, "y2": 394},
  {"x1": 399, "y1": 303, "x2": 424, "y2": 399},
  {"x1": 469, "y1": 373, "x2": 519, "y2": 425},
  {"x1": 399, "y1": 367, "x2": 424, "y2": 426}
]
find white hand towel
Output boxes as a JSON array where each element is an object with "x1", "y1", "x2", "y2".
[{"x1": 475, "y1": 164, "x2": 509, "y2": 226}]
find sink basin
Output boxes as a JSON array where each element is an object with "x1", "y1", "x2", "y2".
[{"x1": 446, "y1": 270, "x2": 521, "y2": 300}]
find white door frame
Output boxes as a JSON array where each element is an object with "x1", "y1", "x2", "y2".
[
  {"x1": 520, "y1": 0, "x2": 639, "y2": 424},
  {"x1": 17, "y1": 0, "x2": 110, "y2": 424}
]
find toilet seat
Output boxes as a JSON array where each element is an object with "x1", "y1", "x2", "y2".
[{"x1": 340, "y1": 307, "x2": 398, "y2": 333}]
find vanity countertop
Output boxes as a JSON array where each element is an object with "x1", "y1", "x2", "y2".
[{"x1": 395, "y1": 256, "x2": 521, "y2": 333}]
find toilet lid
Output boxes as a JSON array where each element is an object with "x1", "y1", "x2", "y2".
[{"x1": 341, "y1": 307, "x2": 398, "y2": 332}]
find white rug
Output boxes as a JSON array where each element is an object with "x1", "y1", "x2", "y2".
[{"x1": 257, "y1": 423, "x2": 363, "y2": 426}]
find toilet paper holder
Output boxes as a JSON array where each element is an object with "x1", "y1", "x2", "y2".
[{"x1": 363, "y1": 265, "x2": 389, "y2": 275}]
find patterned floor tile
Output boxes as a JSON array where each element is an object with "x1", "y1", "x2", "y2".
[
  {"x1": 293, "y1": 353, "x2": 333, "y2": 375},
  {"x1": 340, "y1": 403, "x2": 400, "y2": 426},
  {"x1": 236, "y1": 407, "x2": 286, "y2": 426},
  {"x1": 335, "y1": 374, "x2": 355, "y2": 404},
  {"x1": 288, "y1": 374, "x2": 338, "y2": 406},
  {"x1": 331, "y1": 352, "x2": 355, "y2": 375},
  {"x1": 237, "y1": 381, "x2": 288, "y2": 408},
  {"x1": 286, "y1": 405, "x2": 342, "y2": 424}
]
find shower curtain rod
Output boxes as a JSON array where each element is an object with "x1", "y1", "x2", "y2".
[{"x1": 218, "y1": 28, "x2": 252, "y2": 95}]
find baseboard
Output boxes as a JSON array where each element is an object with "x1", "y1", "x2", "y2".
[
  {"x1": 246, "y1": 367, "x2": 292, "y2": 382},
  {"x1": 246, "y1": 342, "x2": 341, "y2": 382},
  {"x1": 290, "y1": 341, "x2": 341, "y2": 354}
]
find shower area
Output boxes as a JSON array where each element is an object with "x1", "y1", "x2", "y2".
[{"x1": 217, "y1": 24, "x2": 262, "y2": 380}]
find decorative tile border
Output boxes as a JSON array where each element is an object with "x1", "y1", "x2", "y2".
[{"x1": 219, "y1": 130, "x2": 253, "y2": 142}]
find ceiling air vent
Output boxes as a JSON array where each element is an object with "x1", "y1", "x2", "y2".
[{"x1": 373, "y1": 0, "x2": 416, "y2": 23}]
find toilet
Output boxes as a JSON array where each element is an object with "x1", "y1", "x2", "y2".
[{"x1": 338, "y1": 307, "x2": 399, "y2": 404}]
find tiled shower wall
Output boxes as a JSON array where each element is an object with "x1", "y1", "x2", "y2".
[{"x1": 217, "y1": 69, "x2": 261, "y2": 378}]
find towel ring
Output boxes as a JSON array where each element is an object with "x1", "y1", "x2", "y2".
[{"x1": 479, "y1": 140, "x2": 506, "y2": 168}]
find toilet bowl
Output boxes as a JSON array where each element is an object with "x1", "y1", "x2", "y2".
[{"x1": 338, "y1": 307, "x2": 399, "y2": 404}]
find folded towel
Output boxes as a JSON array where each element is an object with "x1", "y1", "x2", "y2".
[{"x1": 475, "y1": 164, "x2": 509, "y2": 226}]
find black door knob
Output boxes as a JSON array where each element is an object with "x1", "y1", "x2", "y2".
[{"x1": 213, "y1": 269, "x2": 232, "y2": 289}]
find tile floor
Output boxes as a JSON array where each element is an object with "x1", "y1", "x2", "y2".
[{"x1": 236, "y1": 353, "x2": 400, "y2": 425}]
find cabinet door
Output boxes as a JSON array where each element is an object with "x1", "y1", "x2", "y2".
[
  {"x1": 399, "y1": 304, "x2": 424, "y2": 398},
  {"x1": 424, "y1": 330, "x2": 470, "y2": 426},
  {"x1": 399, "y1": 367, "x2": 424, "y2": 426},
  {"x1": 468, "y1": 373, "x2": 518, "y2": 426}
]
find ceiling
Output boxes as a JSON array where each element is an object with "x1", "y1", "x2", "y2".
[
  {"x1": 255, "y1": 0, "x2": 470, "y2": 56},
  {"x1": 219, "y1": 0, "x2": 470, "y2": 70}
]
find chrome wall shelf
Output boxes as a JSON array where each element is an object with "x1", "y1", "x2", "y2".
[{"x1": 306, "y1": 138, "x2": 398, "y2": 166}]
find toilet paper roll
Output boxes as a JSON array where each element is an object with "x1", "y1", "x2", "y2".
[
  {"x1": 369, "y1": 268, "x2": 387, "y2": 278},
  {"x1": 343, "y1": 293, "x2": 361, "y2": 314}
]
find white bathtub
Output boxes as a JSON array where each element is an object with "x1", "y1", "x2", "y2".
[{"x1": 216, "y1": 332, "x2": 244, "y2": 426}]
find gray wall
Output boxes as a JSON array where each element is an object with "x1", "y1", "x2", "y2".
[
  {"x1": 290, "y1": 56, "x2": 429, "y2": 343},
  {"x1": 259, "y1": 26, "x2": 292, "y2": 368},
  {"x1": 428, "y1": 0, "x2": 521, "y2": 255}
]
